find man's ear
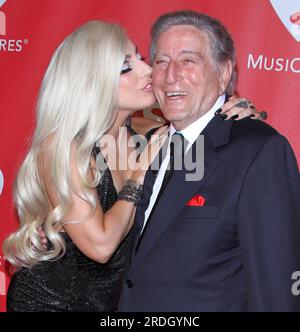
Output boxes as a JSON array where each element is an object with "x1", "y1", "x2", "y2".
[{"x1": 219, "y1": 60, "x2": 233, "y2": 95}]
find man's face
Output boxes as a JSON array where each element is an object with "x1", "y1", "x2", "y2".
[{"x1": 152, "y1": 25, "x2": 231, "y2": 130}]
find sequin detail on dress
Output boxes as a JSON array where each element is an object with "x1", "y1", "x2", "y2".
[{"x1": 6, "y1": 147, "x2": 130, "y2": 312}]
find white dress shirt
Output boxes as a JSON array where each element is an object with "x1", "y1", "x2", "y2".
[{"x1": 141, "y1": 94, "x2": 226, "y2": 232}]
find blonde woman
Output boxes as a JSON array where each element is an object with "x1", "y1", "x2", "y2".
[{"x1": 3, "y1": 20, "x2": 262, "y2": 312}]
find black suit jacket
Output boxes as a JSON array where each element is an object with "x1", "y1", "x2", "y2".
[{"x1": 118, "y1": 115, "x2": 300, "y2": 312}]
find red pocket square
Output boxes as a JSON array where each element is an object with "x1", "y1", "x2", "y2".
[{"x1": 186, "y1": 195, "x2": 206, "y2": 206}]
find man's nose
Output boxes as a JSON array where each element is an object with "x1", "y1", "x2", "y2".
[{"x1": 165, "y1": 60, "x2": 181, "y2": 84}]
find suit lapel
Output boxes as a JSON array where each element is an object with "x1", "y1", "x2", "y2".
[
  {"x1": 129, "y1": 115, "x2": 233, "y2": 273},
  {"x1": 129, "y1": 167, "x2": 156, "y2": 264}
]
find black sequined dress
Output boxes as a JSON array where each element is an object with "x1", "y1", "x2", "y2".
[{"x1": 6, "y1": 151, "x2": 127, "y2": 312}]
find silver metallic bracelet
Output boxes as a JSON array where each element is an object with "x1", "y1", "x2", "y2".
[{"x1": 117, "y1": 179, "x2": 143, "y2": 206}]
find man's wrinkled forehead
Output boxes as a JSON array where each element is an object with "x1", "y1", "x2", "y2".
[{"x1": 154, "y1": 26, "x2": 211, "y2": 59}]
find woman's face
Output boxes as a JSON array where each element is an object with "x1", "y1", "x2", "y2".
[{"x1": 118, "y1": 39, "x2": 156, "y2": 112}]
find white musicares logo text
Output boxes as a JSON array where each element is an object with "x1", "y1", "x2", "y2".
[
  {"x1": 247, "y1": 1, "x2": 300, "y2": 74},
  {"x1": 0, "y1": 0, "x2": 29, "y2": 52}
]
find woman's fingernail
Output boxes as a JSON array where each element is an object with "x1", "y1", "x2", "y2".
[
  {"x1": 220, "y1": 114, "x2": 228, "y2": 120},
  {"x1": 231, "y1": 115, "x2": 239, "y2": 120},
  {"x1": 215, "y1": 108, "x2": 222, "y2": 115},
  {"x1": 250, "y1": 114, "x2": 255, "y2": 118}
]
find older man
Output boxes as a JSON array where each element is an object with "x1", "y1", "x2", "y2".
[{"x1": 118, "y1": 10, "x2": 300, "y2": 312}]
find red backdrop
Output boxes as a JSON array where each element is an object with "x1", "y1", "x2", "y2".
[{"x1": 0, "y1": 0, "x2": 299, "y2": 311}]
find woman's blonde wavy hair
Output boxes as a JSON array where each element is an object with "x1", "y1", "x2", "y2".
[{"x1": 3, "y1": 20, "x2": 128, "y2": 269}]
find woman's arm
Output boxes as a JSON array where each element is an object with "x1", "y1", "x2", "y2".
[{"x1": 38, "y1": 126, "x2": 168, "y2": 264}]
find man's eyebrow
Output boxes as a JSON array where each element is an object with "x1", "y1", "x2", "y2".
[
  {"x1": 179, "y1": 50, "x2": 202, "y2": 57},
  {"x1": 154, "y1": 52, "x2": 169, "y2": 58},
  {"x1": 154, "y1": 50, "x2": 203, "y2": 58}
]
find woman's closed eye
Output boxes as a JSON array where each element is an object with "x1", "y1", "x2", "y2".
[{"x1": 121, "y1": 61, "x2": 133, "y2": 75}]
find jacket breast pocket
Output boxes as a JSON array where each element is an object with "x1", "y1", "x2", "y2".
[{"x1": 177, "y1": 206, "x2": 221, "y2": 219}]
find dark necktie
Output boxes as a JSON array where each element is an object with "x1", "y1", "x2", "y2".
[
  {"x1": 156, "y1": 131, "x2": 186, "y2": 197},
  {"x1": 135, "y1": 131, "x2": 187, "y2": 252}
]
